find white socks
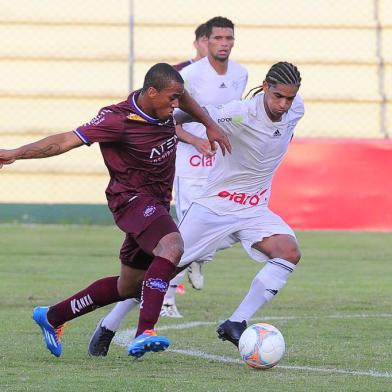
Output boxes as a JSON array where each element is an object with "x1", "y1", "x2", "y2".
[
  {"x1": 229, "y1": 258, "x2": 296, "y2": 323},
  {"x1": 102, "y1": 298, "x2": 140, "y2": 332}
]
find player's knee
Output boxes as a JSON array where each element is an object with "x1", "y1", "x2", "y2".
[
  {"x1": 170, "y1": 239, "x2": 184, "y2": 265},
  {"x1": 153, "y1": 232, "x2": 184, "y2": 265},
  {"x1": 284, "y1": 247, "x2": 301, "y2": 264}
]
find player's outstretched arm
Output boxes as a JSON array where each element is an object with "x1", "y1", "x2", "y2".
[
  {"x1": 175, "y1": 125, "x2": 215, "y2": 157},
  {"x1": 178, "y1": 90, "x2": 231, "y2": 156},
  {"x1": 0, "y1": 131, "x2": 84, "y2": 169}
]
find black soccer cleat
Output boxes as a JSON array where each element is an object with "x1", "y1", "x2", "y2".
[
  {"x1": 216, "y1": 319, "x2": 247, "y2": 347},
  {"x1": 88, "y1": 320, "x2": 116, "y2": 357}
]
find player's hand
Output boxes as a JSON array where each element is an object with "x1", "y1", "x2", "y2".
[
  {"x1": 206, "y1": 123, "x2": 232, "y2": 156},
  {"x1": 192, "y1": 138, "x2": 216, "y2": 157},
  {"x1": 0, "y1": 149, "x2": 16, "y2": 169}
]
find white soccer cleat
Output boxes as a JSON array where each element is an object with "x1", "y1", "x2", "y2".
[
  {"x1": 160, "y1": 303, "x2": 183, "y2": 318},
  {"x1": 187, "y1": 261, "x2": 204, "y2": 290}
]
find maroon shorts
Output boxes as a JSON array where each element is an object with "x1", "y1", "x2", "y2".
[{"x1": 110, "y1": 194, "x2": 179, "y2": 270}]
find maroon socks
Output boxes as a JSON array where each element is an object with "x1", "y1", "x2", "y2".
[
  {"x1": 136, "y1": 256, "x2": 175, "y2": 336},
  {"x1": 47, "y1": 276, "x2": 121, "y2": 327}
]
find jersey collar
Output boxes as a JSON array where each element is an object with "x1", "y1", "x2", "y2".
[{"x1": 130, "y1": 90, "x2": 172, "y2": 126}]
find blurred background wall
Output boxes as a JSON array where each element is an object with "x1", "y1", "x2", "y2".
[{"x1": 0, "y1": 0, "x2": 391, "y2": 227}]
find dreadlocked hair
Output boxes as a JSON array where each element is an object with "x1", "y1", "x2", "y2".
[{"x1": 245, "y1": 61, "x2": 301, "y2": 99}]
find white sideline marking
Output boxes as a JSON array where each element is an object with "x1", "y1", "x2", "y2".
[
  {"x1": 169, "y1": 350, "x2": 392, "y2": 379},
  {"x1": 113, "y1": 313, "x2": 392, "y2": 379},
  {"x1": 115, "y1": 313, "x2": 392, "y2": 345}
]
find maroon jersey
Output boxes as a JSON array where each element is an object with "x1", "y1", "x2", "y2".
[
  {"x1": 172, "y1": 60, "x2": 193, "y2": 71},
  {"x1": 74, "y1": 90, "x2": 178, "y2": 208}
]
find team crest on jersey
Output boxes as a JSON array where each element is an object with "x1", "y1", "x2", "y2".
[
  {"x1": 143, "y1": 205, "x2": 156, "y2": 217},
  {"x1": 146, "y1": 278, "x2": 168, "y2": 292}
]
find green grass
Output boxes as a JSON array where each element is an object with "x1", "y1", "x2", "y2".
[{"x1": 0, "y1": 225, "x2": 391, "y2": 391}]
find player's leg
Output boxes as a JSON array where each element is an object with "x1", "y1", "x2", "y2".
[
  {"x1": 88, "y1": 298, "x2": 140, "y2": 356},
  {"x1": 160, "y1": 269, "x2": 186, "y2": 318},
  {"x1": 174, "y1": 176, "x2": 207, "y2": 290},
  {"x1": 127, "y1": 212, "x2": 184, "y2": 358},
  {"x1": 87, "y1": 233, "x2": 149, "y2": 356},
  {"x1": 33, "y1": 263, "x2": 144, "y2": 357},
  {"x1": 231, "y1": 233, "x2": 299, "y2": 318},
  {"x1": 217, "y1": 210, "x2": 300, "y2": 347},
  {"x1": 88, "y1": 195, "x2": 183, "y2": 357}
]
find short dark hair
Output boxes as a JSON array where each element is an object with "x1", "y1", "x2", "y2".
[
  {"x1": 205, "y1": 16, "x2": 234, "y2": 37},
  {"x1": 194, "y1": 23, "x2": 208, "y2": 40},
  {"x1": 142, "y1": 63, "x2": 184, "y2": 92}
]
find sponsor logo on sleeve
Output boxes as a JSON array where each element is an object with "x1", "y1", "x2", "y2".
[{"x1": 82, "y1": 109, "x2": 112, "y2": 127}]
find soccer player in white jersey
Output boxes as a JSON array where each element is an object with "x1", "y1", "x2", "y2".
[
  {"x1": 87, "y1": 61, "x2": 303, "y2": 356},
  {"x1": 177, "y1": 61, "x2": 304, "y2": 346},
  {"x1": 87, "y1": 17, "x2": 247, "y2": 356}
]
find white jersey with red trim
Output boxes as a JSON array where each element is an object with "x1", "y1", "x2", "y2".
[
  {"x1": 193, "y1": 92, "x2": 305, "y2": 217},
  {"x1": 175, "y1": 56, "x2": 248, "y2": 178}
]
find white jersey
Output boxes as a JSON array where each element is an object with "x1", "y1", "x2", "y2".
[
  {"x1": 194, "y1": 92, "x2": 305, "y2": 217},
  {"x1": 176, "y1": 56, "x2": 248, "y2": 178}
]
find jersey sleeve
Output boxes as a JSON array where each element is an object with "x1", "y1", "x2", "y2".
[
  {"x1": 180, "y1": 66, "x2": 196, "y2": 97},
  {"x1": 205, "y1": 100, "x2": 248, "y2": 136},
  {"x1": 238, "y1": 69, "x2": 249, "y2": 98},
  {"x1": 74, "y1": 109, "x2": 124, "y2": 145},
  {"x1": 291, "y1": 94, "x2": 305, "y2": 120}
]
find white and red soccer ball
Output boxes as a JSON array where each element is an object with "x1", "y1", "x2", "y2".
[{"x1": 238, "y1": 323, "x2": 285, "y2": 370}]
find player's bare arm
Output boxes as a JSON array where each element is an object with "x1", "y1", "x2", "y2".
[
  {"x1": 175, "y1": 125, "x2": 215, "y2": 156},
  {"x1": 178, "y1": 90, "x2": 231, "y2": 155},
  {"x1": 0, "y1": 131, "x2": 84, "y2": 169}
]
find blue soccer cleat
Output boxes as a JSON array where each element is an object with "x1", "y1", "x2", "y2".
[
  {"x1": 128, "y1": 330, "x2": 170, "y2": 358},
  {"x1": 32, "y1": 306, "x2": 64, "y2": 357}
]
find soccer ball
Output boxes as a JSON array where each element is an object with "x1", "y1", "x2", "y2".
[{"x1": 238, "y1": 323, "x2": 285, "y2": 370}]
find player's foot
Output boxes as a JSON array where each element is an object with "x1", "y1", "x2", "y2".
[
  {"x1": 187, "y1": 261, "x2": 204, "y2": 290},
  {"x1": 32, "y1": 306, "x2": 64, "y2": 357},
  {"x1": 217, "y1": 319, "x2": 247, "y2": 347},
  {"x1": 88, "y1": 319, "x2": 116, "y2": 357},
  {"x1": 128, "y1": 330, "x2": 170, "y2": 358},
  {"x1": 160, "y1": 303, "x2": 183, "y2": 318}
]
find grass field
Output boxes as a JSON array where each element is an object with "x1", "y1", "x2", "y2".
[{"x1": 0, "y1": 224, "x2": 391, "y2": 392}]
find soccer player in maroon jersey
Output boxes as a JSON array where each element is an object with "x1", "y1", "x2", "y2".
[
  {"x1": 0, "y1": 63, "x2": 230, "y2": 358},
  {"x1": 172, "y1": 23, "x2": 209, "y2": 72}
]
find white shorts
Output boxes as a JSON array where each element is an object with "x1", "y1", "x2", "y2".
[
  {"x1": 178, "y1": 202, "x2": 295, "y2": 267},
  {"x1": 174, "y1": 176, "x2": 207, "y2": 223}
]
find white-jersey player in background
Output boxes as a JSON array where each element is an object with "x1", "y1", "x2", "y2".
[
  {"x1": 87, "y1": 16, "x2": 247, "y2": 356},
  {"x1": 88, "y1": 61, "x2": 304, "y2": 356},
  {"x1": 171, "y1": 16, "x2": 247, "y2": 310}
]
